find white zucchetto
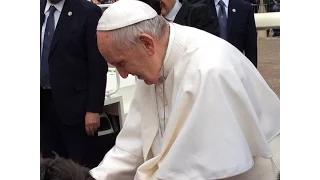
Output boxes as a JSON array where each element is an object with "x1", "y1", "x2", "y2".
[{"x1": 97, "y1": 0, "x2": 158, "y2": 31}]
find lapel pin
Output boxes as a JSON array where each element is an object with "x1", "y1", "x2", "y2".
[
  {"x1": 232, "y1": 9, "x2": 236, "y2": 12},
  {"x1": 68, "y1": 11, "x2": 72, "y2": 16}
]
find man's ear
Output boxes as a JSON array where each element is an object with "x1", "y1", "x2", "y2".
[{"x1": 139, "y1": 33, "x2": 155, "y2": 56}]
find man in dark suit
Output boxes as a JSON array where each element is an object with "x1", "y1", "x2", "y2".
[
  {"x1": 190, "y1": 0, "x2": 258, "y2": 67},
  {"x1": 40, "y1": 0, "x2": 107, "y2": 166},
  {"x1": 160, "y1": 0, "x2": 219, "y2": 36}
]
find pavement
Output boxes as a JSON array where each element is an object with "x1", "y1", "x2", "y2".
[{"x1": 257, "y1": 37, "x2": 280, "y2": 97}]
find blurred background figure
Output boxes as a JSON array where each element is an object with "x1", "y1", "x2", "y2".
[
  {"x1": 269, "y1": 0, "x2": 280, "y2": 37},
  {"x1": 160, "y1": 0, "x2": 219, "y2": 35}
]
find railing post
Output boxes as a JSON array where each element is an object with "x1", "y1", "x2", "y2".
[{"x1": 259, "y1": 3, "x2": 266, "y2": 13}]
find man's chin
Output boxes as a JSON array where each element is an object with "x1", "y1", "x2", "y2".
[
  {"x1": 144, "y1": 80, "x2": 154, "y2": 85},
  {"x1": 144, "y1": 78, "x2": 163, "y2": 85},
  {"x1": 138, "y1": 76, "x2": 158, "y2": 85}
]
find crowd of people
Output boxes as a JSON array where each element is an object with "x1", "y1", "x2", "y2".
[
  {"x1": 40, "y1": 0, "x2": 280, "y2": 179},
  {"x1": 243, "y1": 0, "x2": 280, "y2": 12}
]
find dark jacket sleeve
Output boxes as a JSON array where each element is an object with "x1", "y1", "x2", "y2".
[
  {"x1": 85, "y1": 6, "x2": 108, "y2": 113},
  {"x1": 190, "y1": 4, "x2": 220, "y2": 36},
  {"x1": 244, "y1": 5, "x2": 258, "y2": 67}
]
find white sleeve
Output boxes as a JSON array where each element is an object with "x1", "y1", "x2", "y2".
[{"x1": 90, "y1": 86, "x2": 144, "y2": 180}]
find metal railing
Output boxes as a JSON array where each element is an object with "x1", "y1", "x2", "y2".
[{"x1": 106, "y1": 65, "x2": 121, "y2": 97}]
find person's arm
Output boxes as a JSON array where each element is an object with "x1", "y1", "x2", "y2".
[
  {"x1": 244, "y1": 5, "x2": 258, "y2": 67},
  {"x1": 90, "y1": 84, "x2": 144, "y2": 180},
  {"x1": 85, "y1": 6, "x2": 108, "y2": 114},
  {"x1": 191, "y1": 4, "x2": 220, "y2": 36}
]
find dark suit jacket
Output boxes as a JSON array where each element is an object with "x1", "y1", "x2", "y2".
[
  {"x1": 227, "y1": 0, "x2": 257, "y2": 67},
  {"x1": 174, "y1": 0, "x2": 219, "y2": 36},
  {"x1": 244, "y1": 0, "x2": 256, "y2": 4},
  {"x1": 189, "y1": 0, "x2": 258, "y2": 67},
  {"x1": 41, "y1": 0, "x2": 107, "y2": 125}
]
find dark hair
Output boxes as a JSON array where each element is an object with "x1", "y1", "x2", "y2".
[{"x1": 40, "y1": 155, "x2": 95, "y2": 180}]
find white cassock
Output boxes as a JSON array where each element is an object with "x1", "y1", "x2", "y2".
[{"x1": 90, "y1": 23, "x2": 280, "y2": 180}]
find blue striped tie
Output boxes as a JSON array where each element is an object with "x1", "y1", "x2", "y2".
[
  {"x1": 218, "y1": 0, "x2": 228, "y2": 40},
  {"x1": 41, "y1": 6, "x2": 56, "y2": 89}
]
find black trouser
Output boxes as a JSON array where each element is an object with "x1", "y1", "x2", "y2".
[{"x1": 40, "y1": 88, "x2": 88, "y2": 166}]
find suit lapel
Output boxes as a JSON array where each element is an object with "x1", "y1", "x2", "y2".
[
  {"x1": 41, "y1": 0, "x2": 46, "y2": 27},
  {"x1": 49, "y1": 0, "x2": 77, "y2": 55},
  {"x1": 207, "y1": 0, "x2": 217, "y2": 16},
  {"x1": 173, "y1": 0, "x2": 189, "y2": 25},
  {"x1": 227, "y1": 0, "x2": 236, "y2": 36},
  {"x1": 41, "y1": 0, "x2": 46, "y2": 57}
]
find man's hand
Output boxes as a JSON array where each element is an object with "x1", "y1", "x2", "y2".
[{"x1": 85, "y1": 112, "x2": 101, "y2": 136}]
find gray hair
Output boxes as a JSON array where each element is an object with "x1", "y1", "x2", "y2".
[
  {"x1": 40, "y1": 155, "x2": 94, "y2": 180},
  {"x1": 110, "y1": 16, "x2": 167, "y2": 48}
]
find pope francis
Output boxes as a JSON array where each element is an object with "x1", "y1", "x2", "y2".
[{"x1": 90, "y1": 0, "x2": 280, "y2": 179}]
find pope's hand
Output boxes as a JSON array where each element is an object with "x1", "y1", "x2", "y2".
[{"x1": 85, "y1": 112, "x2": 100, "y2": 136}]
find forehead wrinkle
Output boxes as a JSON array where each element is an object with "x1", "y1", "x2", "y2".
[
  {"x1": 99, "y1": 32, "x2": 119, "y2": 64},
  {"x1": 105, "y1": 31, "x2": 132, "y2": 64}
]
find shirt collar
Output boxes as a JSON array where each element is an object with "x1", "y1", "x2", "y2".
[
  {"x1": 165, "y1": 0, "x2": 183, "y2": 21},
  {"x1": 45, "y1": 0, "x2": 65, "y2": 13},
  {"x1": 215, "y1": 0, "x2": 229, "y2": 7}
]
